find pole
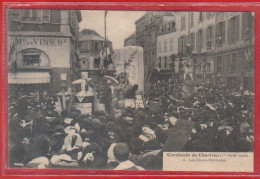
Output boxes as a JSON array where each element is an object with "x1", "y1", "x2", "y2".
[{"x1": 104, "y1": 10, "x2": 108, "y2": 71}]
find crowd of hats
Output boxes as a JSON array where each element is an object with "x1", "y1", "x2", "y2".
[{"x1": 7, "y1": 80, "x2": 254, "y2": 170}]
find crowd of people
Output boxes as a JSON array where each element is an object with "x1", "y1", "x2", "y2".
[{"x1": 8, "y1": 79, "x2": 254, "y2": 170}]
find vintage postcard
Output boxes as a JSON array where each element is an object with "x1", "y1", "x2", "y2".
[{"x1": 6, "y1": 8, "x2": 254, "y2": 172}]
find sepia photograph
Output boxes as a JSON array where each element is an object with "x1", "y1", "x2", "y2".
[{"x1": 7, "y1": 9, "x2": 255, "y2": 171}]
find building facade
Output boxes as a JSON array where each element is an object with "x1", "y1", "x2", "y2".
[
  {"x1": 135, "y1": 12, "x2": 175, "y2": 89},
  {"x1": 154, "y1": 11, "x2": 254, "y2": 89},
  {"x1": 214, "y1": 12, "x2": 254, "y2": 90},
  {"x1": 124, "y1": 32, "x2": 136, "y2": 47},
  {"x1": 187, "y1": 12, "x2": 215, "y2": 84},
  {"x1": 156, "y1": 16, "x2": 178, "y2": 81},
  {"x1": 7, "y1": 9, "x2": 82, "y2": 94},
  {"x1": 78, "y1": 29, "x2": 115, "y2": 80}
]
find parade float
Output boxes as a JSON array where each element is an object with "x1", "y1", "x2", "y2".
[{"x1": 55, "y1": 46, "x2": 145, "y2": 116}]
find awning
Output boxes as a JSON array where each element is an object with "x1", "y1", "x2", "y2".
[{"x1": 8, "y1": 71, "x2": 50, "y2": 84}]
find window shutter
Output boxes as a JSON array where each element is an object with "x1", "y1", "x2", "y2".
[
  {"x1": 242, "y1": 13, "x2": 246, "y2": 38},
  {"x1": 51, "y1": 10, "x2": 61, "y2": 24},
  {"x1": 222, "y1": 21, "x2": 226, "y2": 44},
  {"x1": 212, "y1": 25, "x2": 215, "y2": 47},
  {"x1": 183, "y1": 36, "x2": 187, "y2": 53},
  {"x1": 21, "y1": 9, "x2": 30, "y2": 18},
  {"x1": 235, "y1": 16, "x2": 239, "y2": 41},
  {"x1": 228, "y1": 19, "x2": 231, "y2": 42},
  {"x1": 206, "y1": 27, "x2": 209, "y2": 48},
  {"x1": 42, "y1": 10, "x2": 50, "y2": 23},
  {"x1": 215, "y1": 23, "x2": 219, "y2": 45},
  {"x1": 201, "y1": 29, "x2": 204, "y2": 48},
  {"x1": 178, "y1": 37, "x2": 181, "y2": 53}
]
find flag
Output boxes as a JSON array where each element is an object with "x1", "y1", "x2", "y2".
[{"x1": 99, "y1": 46, "x2": 112, "y2": 70}]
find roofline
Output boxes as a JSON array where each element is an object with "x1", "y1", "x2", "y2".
[
  {"x1": 135, "y1": 14, "x2": 146, "y2": 25},
  {"x1": 125, "y1": 32, "x2": 136, "y2": 41},
  {"x1": 79, "y1": 38, "x2": 112, "y2": 43}
]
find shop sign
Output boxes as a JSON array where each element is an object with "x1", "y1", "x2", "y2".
[{"x1": 9, "y1": 37, "x2": 66, "y2": 46}]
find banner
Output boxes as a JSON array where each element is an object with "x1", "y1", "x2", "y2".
[{"x1": 75, "y1": 103, "x2": 92, "y2": 115}]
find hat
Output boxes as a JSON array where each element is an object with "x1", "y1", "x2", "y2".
[{"x1": 64, "y1": 118, "x2": 73, "y2": 125}]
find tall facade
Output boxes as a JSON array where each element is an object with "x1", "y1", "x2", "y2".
[
  {"x1": 135, "y1": 12, "x2": 175, "y2": 89},
  {"x1": 187, "y1": 12, "x2": 215, "y2": 84},
  {"x1": 154, "y1": 11, "x2": 254, "y2": 89},
  {"x1": 214, "y1": 12, "x2": 254, "y2": 90},
  {"x1": 156, "y1": 15, "x2": 177, "y2": 81},
  {"x1": 78, "y1": 29, "x2": 115, "y2": 80},
  {"x1": 7, "y1": 9, "x2": 82, "y2": 94}
]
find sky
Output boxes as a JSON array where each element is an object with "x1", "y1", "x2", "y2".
[{"x1": 79, "y1": 10, "x2": 145, "y2": 49}]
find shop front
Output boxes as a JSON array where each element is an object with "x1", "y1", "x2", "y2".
[{"x1": 8, "y1": 36, "x2": 71, "y2": 95}]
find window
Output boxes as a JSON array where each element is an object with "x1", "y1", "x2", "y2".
[
  {"x1": 228, "y1": 16, "x2": 239, "y2": 43},
  {"x1": 236, "y1": 53, "x2": 243, "y2": 71},
  {"x1": 178, "y1": 36, "x2": 187, "y2": 53},
  {"x1": 223, "y1": 55, "x2": 229, "y2": 72},
  {"x1": 171, "y1": 21, "x2": 175, "y2": 29},
  {"x1": 206, "y1": 26, "x2": 213, "y2": 49},
  {"x1": 8, "y1": 9, "x2": 20, "y2": 21},
  {"x1": 158, "y1": 41, "x2": 162, "y2": 53},
  {"x1": 42, "y1": 10, "x2": 50, "y2": 23},
  {"x1": 164, "y1": 40, "x2": 168, "y2": 52},
  {"x1": 181, "y1": 16, "x2": 186, "y2": 30},
  {"x1": 199, "y1": 12, "x2": 204, "y2": 22},
  {"x1": 206, "y1": 12, "x2": 214, "y2": 19},
  {"x1": 94, "y1": 42, "x2": 99, "y2": 51},
  {"x1": 217, "y1": 56, "x2": 222, "y2": 73},
  {"x1": 166, "y1": 23, "x2": 171, "y2": 30},
  {"x1": 242, "y1": 12, "x2": 254, "y2": 39},
  {"x1": 160, "y1": 25, "x2": 164, "y2": 32},
  {"x1": 189, "y1": 33, "x2": 195, "y2": 51},
  {"x1": 22, "y1": 49, "x2": 41, "y2": 67},
  {"x1": 216, "y1": 21, "x2": 226, "y2": 46},
  {"x1": 196, "y1": 29, "x2": 204, "y2": 50},
  {"x1": 50, "y1": 10, "x2": 61, "y2": 24},
  {"x1": 190, "y1": 12, "x2": 194, "y2": 27},
  {"x1": 21, "y1": 9, "x2": 41, "y2": 23},
  {"x1": 79, "y1": 41, "x2": 90, "y2": 53},
  {"x1": 169, "y1": 38, "x2": 173, "y2": 51},
  {"x1": 206, "y1": 63, "x2": 211, "y2": 73},
  {"x1": 164, "y1": 57, "x2": 167, "y2": 68},
  {"x1": 229, "y1": 54, "x2": 236, "y2": 71},
  {"x1": 158, "y1": 57, "x2": 161, "y2": 68},
  {"x1": 94, "y1": 58, "x2": 100, "y2": 68}
]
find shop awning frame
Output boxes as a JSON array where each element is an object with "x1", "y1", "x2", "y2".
[{"x1": 8, "y1": 71, "x2": 50, "y2": 84}]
